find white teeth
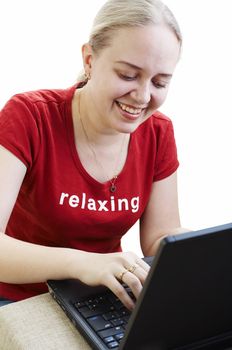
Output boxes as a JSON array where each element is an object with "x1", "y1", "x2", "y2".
[{"x1": 117, "y1": 102, "x2": 142, "y2": 115}]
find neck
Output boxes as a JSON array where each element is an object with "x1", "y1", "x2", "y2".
[
  {"x1": 74, "y1": 87, "x2": 128, "y2": 147},
  {"x1": 72, "y1": 87, "x2": 130, "y2": 186}
]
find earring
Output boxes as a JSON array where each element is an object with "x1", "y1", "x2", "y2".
[{"x1": 84, "y1": 72, "x2": 91, "y2": 81}]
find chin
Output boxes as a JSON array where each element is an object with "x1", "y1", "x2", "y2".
[{"x1": 116, "y1": 120, "x2": 142, "y2": 134}]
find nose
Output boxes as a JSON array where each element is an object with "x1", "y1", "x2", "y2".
[{"x1": 130, "y1": 82, "x2": 151, "y2": 105}]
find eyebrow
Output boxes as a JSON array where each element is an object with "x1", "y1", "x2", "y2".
[{"x1": 115, "y1": 60, "x2": 173, "y2": 78}]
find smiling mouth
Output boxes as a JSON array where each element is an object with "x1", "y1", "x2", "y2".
[{"x1": 116, "y1": 101, "x2": 144, "y2": 115}]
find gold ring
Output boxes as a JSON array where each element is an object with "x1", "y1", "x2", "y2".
[
  {"x1": 118, "y1": 270, "x2": 128, "y2": 282},
  {"x1": 127, "y1": 264, "x2": 138, "y2": 274}
]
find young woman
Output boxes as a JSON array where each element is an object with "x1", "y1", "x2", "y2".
[{"x1": 0, "y1": 0, "x2": 186, "y2": 309}]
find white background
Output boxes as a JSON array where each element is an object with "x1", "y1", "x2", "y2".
[{"x1": 1, "y1": 1, "x2": 231, "y2": 256}]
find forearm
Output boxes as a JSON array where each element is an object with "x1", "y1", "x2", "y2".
[
  {"x1": 0, "y1": 233, "x2": 85, "y2": 284},
  {"x1": 144, "y1": 227, "x2": 191, "y2": 257},
  {"x1": 0, "y1": 233, "x2": 151, "y2": 310}
]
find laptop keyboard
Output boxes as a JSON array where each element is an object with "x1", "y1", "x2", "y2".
[{"x1": 74, "y1": 288, "x2": 133, "y2": 349}]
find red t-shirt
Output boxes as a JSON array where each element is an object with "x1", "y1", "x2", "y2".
[{"x1": 0, "y1": 85, "x2": 179, "y2": 300}]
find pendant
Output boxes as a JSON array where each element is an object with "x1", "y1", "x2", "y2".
[{"x1": 110, "y1": 184, "x2": 116, "y2": 193}]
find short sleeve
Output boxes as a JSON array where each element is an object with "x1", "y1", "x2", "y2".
[
  {"x1": 0, "y1": 95, "x2": 41, "y2": 169},
  {"x1": 153, "y1": 119, "x2": 179, "y2": 181}
]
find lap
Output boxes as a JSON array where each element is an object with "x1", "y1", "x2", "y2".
[{"x1": 0, "y1": 293, "x2": 91, "y2": 349}]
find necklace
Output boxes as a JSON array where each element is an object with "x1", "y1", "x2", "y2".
[{"x1": 77, "y1": 91, "x2": 126, "y2": 193}]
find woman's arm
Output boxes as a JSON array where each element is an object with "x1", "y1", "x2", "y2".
[
  {"x1": 140, "y1": 171, "x2": 190, "y2": 257},
  {"x1": 0, "y1": 145, "x2": 76, "y2": 283},
  {"x1": 0, "y1": 146, "x2": 149, "y2": 309}
]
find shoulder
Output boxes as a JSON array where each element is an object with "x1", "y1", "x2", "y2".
[
  {"x1": 1, "y1": 85, "x2": 76, "y2": 128},
  {"x1": 7, "y1": 85, "x2": 76, "y2": 109},
  {"x1": 0, "y1": 85, "x2": 76, "y2": 141},
  {"x1": 135, "y1": 110, "x2": 174, "y2": 139},
  {"x1": 148, "y1": 110, "x2": 173, "y2": 129}
]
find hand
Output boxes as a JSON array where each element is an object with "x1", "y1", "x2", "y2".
[{"x1": 75, "y1": 251, "x2": 150, "y2": 311}]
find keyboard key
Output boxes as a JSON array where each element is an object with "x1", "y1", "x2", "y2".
[
  {"x1": 86, "y1": 296, "x2": 112, "y2": 308},
  {"x1": 77, "y1": 306, "x2": 101, "y2": 318},
  {"x1": 74, "y1": 300, "x2": 85, "y2": 308},
  {"x1": 118, "y1": 309, "x2": 130, "y2": 317},
  {"x1": 115, "y1": 333, "x2": 124, "y2": 341},
  {"x1": 85, "y1": 301, "x2": 98, "y2": 310},
  {"x1": 98, "y1": 326, "x2": 124, "y2": 339},
  {"x1": 107, "y1": 341, "x2": 119, "y2": 348},
  {"x1": 122, "y1": 315, "x2": 130, "y2": 323},
  {"x1": 104, "y1": 336, "x2": 115, "y2": 344},
  {"x1": 111, "y1": 318, "x2": 124, "y2": 327},
  {"x1": 108, "y1": 295, "x2": 124, "y2": 310},
  {"x1": 87, "y1": 315, "x2": 112, "y2": 332},
  {"x1": 103, "y1": 311, "x2": 120, "y2": 321}
]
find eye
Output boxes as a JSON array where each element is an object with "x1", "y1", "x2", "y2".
[
  {"x1": 119, "y1": 73, "x2": 137, "y2": 81},
  {"x1": 153, "y1": 80, "x2": 169, "y2": 89}
]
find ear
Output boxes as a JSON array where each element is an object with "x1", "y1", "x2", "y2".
[{"x1": 82, "y1": 43, "x2": 93, "y2": 76}]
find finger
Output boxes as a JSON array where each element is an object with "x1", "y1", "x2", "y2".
[
  {"x1": 121, "y1": 272, "x2": 143, "y2": 300},
  {"x1": 122, "y1": 252, "x2": 150, "y2": 271},
  {"x1": 124, "y1": 264, "x2": 147, "y2": 285},
  {"x1": 124, "y1": 260, "x2": 150, "y2": 284},
  {"x1": 136, "y1": 258, "x2": 151, "y2": 272},
  {"x1": 106, "y1": 275, "x2": 135, "y2": 311},
  {"x1": 132, "y1": 266, "x2": 148, "y2": 285}
]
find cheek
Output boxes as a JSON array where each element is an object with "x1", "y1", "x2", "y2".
[
  {"x1": 95, "y1": 79, "x2": 124, "y2": 101},
  {"x1": 110, "y1": 82, "x2": 133, "y2": 99},
  {"x1": 103, "y1": 75, "x2": 136, "y2": 100},
  {"x1": 150, "y1": 90, "x2": 169, "y2": 110}
]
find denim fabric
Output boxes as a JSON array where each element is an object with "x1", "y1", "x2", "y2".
[{"x1": 0, "y1": 297, "x2": 14, "y2": 307}]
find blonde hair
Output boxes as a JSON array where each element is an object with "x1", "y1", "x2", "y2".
[{"x1": 78, "y1": 0, "x2": 182, "y2": 80}]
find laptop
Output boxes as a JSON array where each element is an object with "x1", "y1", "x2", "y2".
[{"x1": 47, "y1": 223, "x2": 232, "y2": 350}]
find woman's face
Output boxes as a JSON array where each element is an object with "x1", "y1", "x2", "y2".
[{"x1": 82, "y1": 24, "x2": 180, "y2": 134}]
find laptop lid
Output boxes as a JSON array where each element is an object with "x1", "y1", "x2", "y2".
[{"x1": 48, "y1": 223, "x2": 232, "y2": 350}]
